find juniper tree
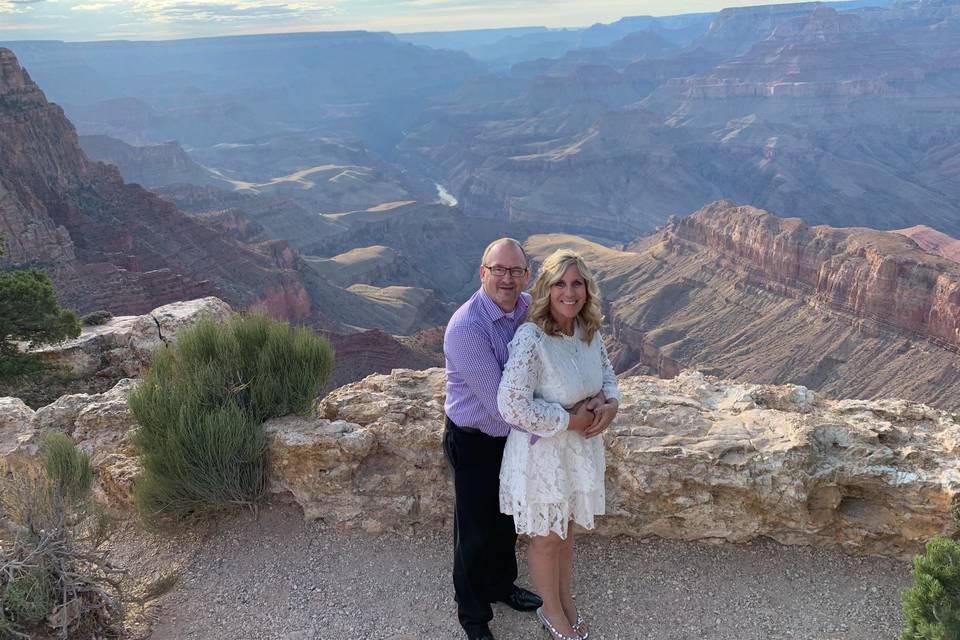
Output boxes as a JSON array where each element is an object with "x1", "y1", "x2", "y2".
[
  {"x1": 902, "y1": 536, "x2": 960, "y2": 639},
  {"x1": 0, "y1": 236, "x2": 80, "y2": 379}
]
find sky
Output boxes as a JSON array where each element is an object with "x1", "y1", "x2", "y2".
[{"x1": 0, "y1": 0, "x2": 807, "y2": 42}]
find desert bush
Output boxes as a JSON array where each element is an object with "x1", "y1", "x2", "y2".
[
  {"x1": 902, "y1": 536, "x2": 960, "y2": 639},
  {"x1": 41, "y1": 431, "x2": 93, "y2": 501},
  {"x1": 0, "y1": 439, "x2": 122, "y2": 639},
  {"x1": 79, "y1": 310, "x2": 113, "y2": 326},
  {"x1": 128, "y1": 313, "x2": 333, "y2": 525}
]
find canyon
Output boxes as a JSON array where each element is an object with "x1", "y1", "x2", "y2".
[
  {"x1": 0, "y1": 48, "x2": 467, "y2": 338},
  {"x1": 526, "y1": 201, "x2": 960, "y2": 408},
  {"x1": 5, "y1": 2, "x2": 960, "y2": 413}
]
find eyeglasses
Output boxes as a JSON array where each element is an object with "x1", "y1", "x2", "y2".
[{"x1": 484, "y1": 265, "x2": 528, "y2": 278}]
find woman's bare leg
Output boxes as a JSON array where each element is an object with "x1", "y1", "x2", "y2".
[
  {"x1": 558, "y1": 526, "x2": 586, "y2": 635},
  {"x1": 528, "y1": 532, "x2": 579, "y2": 636}
]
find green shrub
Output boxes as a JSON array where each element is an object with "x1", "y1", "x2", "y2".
[
  {"x1": 40, "y1": 432, "x2": 93, "y2": 501},
  {"x1": 128, "y1": 313, "x2": 333, "y2": 525},
  {"x1": 902, "y1": 536, "x2": 960, "y2": 639},
  {"x1": 80, "y1": 310, "x2": 113, "y2": 326},
  {"x1": 0, "y1": 462, "x2": 122, "y2": 639},
  {"x1": 2, "y1": 564, "x2": 56, "y2": 628},
  {"x1": 0, "y1": 235, "x2": 81, "y2": 381}
]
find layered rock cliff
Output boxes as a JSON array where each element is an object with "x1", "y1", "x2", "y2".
[
  {"x1": 0, "y1": 48, "x2": 316, "y2": 321},
  {"x1": 526, "y1": 201, "x2": 960, "y2": 408},
  {"x1": 667, "y1": 201, "x2": 960, "y2": 351},
  {"x1": 78, "y1": 135, "x2": 226, "y2": 189},
  {"x1": 401, "y1": 0, "x2": 960, "y2": 238}
]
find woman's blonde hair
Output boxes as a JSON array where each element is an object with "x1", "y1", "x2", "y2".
[{"x1": 527, "y1": 249, "x2": 602, "y2": 342}]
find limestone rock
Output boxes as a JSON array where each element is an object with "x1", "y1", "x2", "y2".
[
  {"x1": 97, "y1": 453, "x2": 141, "y2": 507},
  {"x1": 3, "y1": 365, "x2": 958, "y2": 558},
  {"x1": 604, "y1": 371, "x2": 959, "y2": 556},
  {"x1": 34, "y1": 297, "x2": 234, "y2": 378},
  {"x1": 72, "y1": 379, "x2": 140, "y2": 463},
  {"x1": 275, "y1": 368, "x2": 449, "y2": 533},
  {"x1": 128, "y1": 297, "x2": 233, "y2": 364},
  {"x1": 0, "y1": 397, "x2": 35, "y2": 455},
  {"x1": 1, "y1": 379, "x2": 140, "y2": 506},
  {"x1": 275, "y1": 368, "x2": 960, "y2": 558}
]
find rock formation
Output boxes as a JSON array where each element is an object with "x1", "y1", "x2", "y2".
[
  {"x1": 665, "y1": 202, "x2": 960, "y2": 351},
  {"x1": 33, "y1": 297, "x2": 233, "y2": 380},
  {"x1": 5, "y1": 367, "x2": 957, "y2": 559},
  {"x1": 525, "y1": 201, "x2": 960, "y2": 409},
  {"x1": 896, "y1": 225, "x2": 960, "y2": 264},
  {"x1": 78, "y1": 135, "x2": 227, "y2": 189},
  {"x1": 0, "y1": 48, "x2": 318, "y2": 322},
  {"x1": 400, "y1": 0, "x2": 960, "y2": 238}
]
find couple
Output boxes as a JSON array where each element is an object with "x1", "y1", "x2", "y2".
[{"x1": 443, "y1": 238, "x2": 621, "y2": 640}]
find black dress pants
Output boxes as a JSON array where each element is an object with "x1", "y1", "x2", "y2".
[{"x1": 443, "y1": 416, "x2": 519, "y2": 632}]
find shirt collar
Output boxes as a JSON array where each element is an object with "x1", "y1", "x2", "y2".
[{"x1": 477, "y1": 287, "x2": 526, "y2": 323}]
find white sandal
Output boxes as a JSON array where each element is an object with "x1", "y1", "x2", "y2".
[
  {"x1": 536, "y1": 606, "x2": 582, "y2": 640},
  {"x1": 572, "y1": 611, "x2": 589, "y2": 640}
]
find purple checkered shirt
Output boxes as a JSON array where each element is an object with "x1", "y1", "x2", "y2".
[{"x1": 444, "y1": 288, "x2": 532, "y2": 438}]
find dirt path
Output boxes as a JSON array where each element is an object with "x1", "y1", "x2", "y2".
[{"x1": 147, "y1": 502, "x2": 910, "y2": 640}]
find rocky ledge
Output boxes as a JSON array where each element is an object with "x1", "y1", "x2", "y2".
[
  {"x1": 3, "y1": 367, "x2": 957, "y2": 559},
  {"x1": 33, "y1": 296, "x2": 233, "y2": 380}
]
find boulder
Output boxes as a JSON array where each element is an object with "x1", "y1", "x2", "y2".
[
  {"x1": 33, "y1": 297, "x2": 233, "y2": 378},
  {"x1": 271, "y1": 369, "x2": 448, "y2": 533},
  {"x1": 128, "y1": 297, "x2": 233, "y2": 364},
  {"x1": 606, "y1": 371, "x2": 959, "y2": 557},
  {"x1": 0, "y1": 397, "x2": 35, "y2": 455},
  {"x1": 1, "y1": 379, "x2": 141, "y2": 507}
]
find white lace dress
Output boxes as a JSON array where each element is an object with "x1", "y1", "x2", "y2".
[{"x1": 497, "y1": 321, "x2": 622, "y2": 539}]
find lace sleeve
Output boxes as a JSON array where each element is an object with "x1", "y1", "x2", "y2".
[
  {"x1": 600, "y1": 336, "x2": 622, "y2": 403},
  {"x1": 497, "y1": 325, "x2": 570, "y2": 437}
]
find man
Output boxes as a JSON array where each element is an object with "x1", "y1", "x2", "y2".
[
  {"x1": 443, "y1": 238, "x2": 600, "y2": 640},
  {"x1": 443, "y1": 237, "x2": 539, "y2": 640}
]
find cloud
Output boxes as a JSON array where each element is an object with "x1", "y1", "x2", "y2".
[
  {"x1": 71, "y1": 2, "x2": 112, "y2": 9},
  {"x1": 114, "y1": 0, "x2": 338, "y2": 24},
  {"x1": 1, "y1": 0, "x2": 57, "y2": 13}
]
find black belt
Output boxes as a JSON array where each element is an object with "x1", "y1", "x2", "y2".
[{"x1": 445, "y1": 415, "x2": 484, "y2": 435}]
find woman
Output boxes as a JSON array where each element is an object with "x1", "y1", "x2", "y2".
[{"x1": 497, "y1": 249, "x2": 621, "y2": 640}]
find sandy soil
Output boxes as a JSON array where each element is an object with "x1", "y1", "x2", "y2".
[{"x1": 145, "y1": 502, "x2": 911, "y2": 640}]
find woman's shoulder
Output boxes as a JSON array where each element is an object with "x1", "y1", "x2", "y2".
[
  {"x1": 510, "y1": 322, "x2": 545, "y2": 346},
  {"x1": 584, "y1": 325, "x2": 605, "y2": 346}
]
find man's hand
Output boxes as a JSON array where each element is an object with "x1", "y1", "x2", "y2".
[{"x1": 583, "y1": 397, "x2": 619, "y2": 439}]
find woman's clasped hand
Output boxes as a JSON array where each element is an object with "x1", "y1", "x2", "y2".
[{"x1": 568, "y1": 396, "x2": 619, "y2": 438}]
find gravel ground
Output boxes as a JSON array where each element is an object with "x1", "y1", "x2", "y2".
[{"x1": 148, "y1": 503, "x2": 911, "y2": 640}]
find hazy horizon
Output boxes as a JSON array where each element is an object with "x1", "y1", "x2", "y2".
[{"x1": 2, "y1": 0, "x2": 849, "y2": 43}]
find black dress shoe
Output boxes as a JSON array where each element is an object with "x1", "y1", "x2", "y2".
[
  {"x1": 495, "y1": 585, "x2": 543, "y2": 612},
  {"x1": 464, "y1": 623, "x2": 496, "y2": 640}
]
